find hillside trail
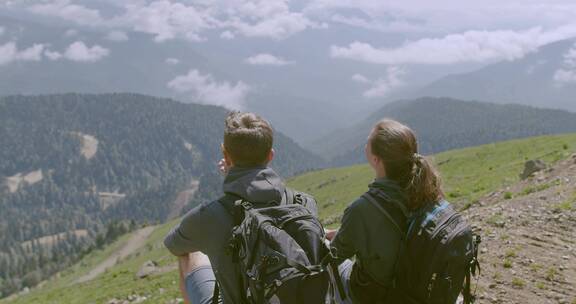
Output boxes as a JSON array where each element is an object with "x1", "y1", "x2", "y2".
[
  {"x1": 464, "y1": 153, "x2": 576, "y2": 304},
  {"x1": 74, "y1": 226, "x2": 156, "y2": 284},
  {"x1": 166, "y1": 179, "x2": 199, "y2": 220}
]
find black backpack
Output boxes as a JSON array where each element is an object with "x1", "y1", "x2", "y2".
[
  {"x1": 363, "y1": 189, "x2": 481, "y2": 304},
  {"x1": 214, "y1": 189, "x2": 333, "y2": 304}
]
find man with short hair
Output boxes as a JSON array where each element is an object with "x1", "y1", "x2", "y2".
[{"x1": 164, "y1": 112, "x2": 320, "y2": 304}]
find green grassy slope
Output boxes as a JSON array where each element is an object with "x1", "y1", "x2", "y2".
[
  {"x1": 3, "y1": 222, "x2": 182, "y2": 304},
  {"x1": 4, "y1": 133, "x2": 576, "y2": 304},
  {"x1": 289, "y1": 133, "x2": 576, "y2": 224}
]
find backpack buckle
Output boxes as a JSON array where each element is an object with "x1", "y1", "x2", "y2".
[
  {"x1": 226, "y1": 239, "x2": 240, "y2": 262},
  {"x1": 294, "y1": 193, "x2": 304, "y2": 204},
  {"x1": 235, "y1": 200, "x2": 253, "y2": 210}
]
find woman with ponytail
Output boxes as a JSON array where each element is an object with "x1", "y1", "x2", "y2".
[{"x1": 327, "y1": 119, "x2": 444, "y2": 304}]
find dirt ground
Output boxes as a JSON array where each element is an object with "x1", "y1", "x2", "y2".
[{"x1": 464, "y1": 154, "x2": 576, "y2": 304}]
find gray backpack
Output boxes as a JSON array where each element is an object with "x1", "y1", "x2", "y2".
[
  {"x1": 214, "y1": 189, "x2": 336, "y2": 304},
  {"x1": 364, "y1": 189, "x2": 481, "y2": 304}
]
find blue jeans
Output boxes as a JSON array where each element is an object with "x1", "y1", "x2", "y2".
[
  {"x1": 185, "y1": 265, "x2": 222, "y2": 304},
  {"x1": 336, "y1": 259, "x2": 356, "y2": 304},
  {"x1": 186, "y1": 262, "x2": 355, "y2": 304}
]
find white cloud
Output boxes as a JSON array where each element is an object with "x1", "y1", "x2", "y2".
[
  {"x1": 167, "y1": 69, "x2": 250, "y2": 109},
  {"x1": 352, "y1": 67, "x2": 405, "y2": 98},
  {"x1": 29, "y1": 0, "x2": 104, "y2": 26},
  {"x1": 245, "y1": 53, "x2": 293, "y2": 66},
  {"x1": 525, "y1": 60, "x2": 547, "y2": 75},
  {"x1": 16, "y1": 44, "x2": 45, "y2": 61},
  {"x1": 25, "y1": 0, "x2": 316, "y2": 41},
  {"x1": 563, "y1": 45, "x2": 576, "y2": 67},
  {"x1": 45, "y1": 41, "x2": 110, "y2": 63},
  {"x1": 105, "y1": 30, "x2": 129, "y2": 42},
  {"x1": 327, "y1": 13, "x2": 432, "y2": 33},
  {"x1": 119, "y1": 1, "x2": 217, "y2": 42},
  {"x1": 64, "y1": 29, "x2": 78, "y2": 37},
  {"x1": 220, "y1": 30, "x2": 235, "y2": 40},
  {"x1": 351, "y1": 73, "x2": 370, "y2": 84},
  {"x1": 64, "y1": 41, "x2": 109, "y2": 62},
  {"x1": 331, "y1": 26, "x2": 576, "y2": 65},
  {"x1": 554, "y1": 69, "x2": 576, "y2": 85},
  {"x1": 221, "y1": 0, "x2": 317, "y2": 39},
  {"x1": 19, "y1": 0, "x2": 576, "y2": 46},
  {"x1": 0, "y1": 42, "x2": 45, "y2": 65},
  {"x1": 45, "y1": 50, "x2": 63, "y2": 61},
  {"x1": 229, "y1": 12, "x2": 314, "y2": 40},
  {"x1": 554, "y1": 43, "x2": 576, "y2": 85},
  {"x1": 306, "y1": 1, "x2": 576, "y2": 34},
  {"x1": 165, "y1": 57, "x2": 180, "y2": 65}
]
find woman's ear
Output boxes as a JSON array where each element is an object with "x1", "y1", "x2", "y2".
[
  {"x1": 266, "y1": 148, "x2": 275, "y2": 164},
  {"x1": 365, "y1": 143, "x2": 378, "y2": 166}
]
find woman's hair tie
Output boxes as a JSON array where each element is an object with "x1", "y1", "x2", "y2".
[{"x1": 413, "y1": 153, "x2": 423, "y2": 162}]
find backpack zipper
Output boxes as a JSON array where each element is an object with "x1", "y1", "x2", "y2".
[{"x1": 430, "y1": 212, "x2": 461, "y2": 240}]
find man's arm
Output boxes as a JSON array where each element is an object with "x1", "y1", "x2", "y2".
[
  {"x1": 178, "y1": 255, "x2": 192, "y2": 304},
  {"x1": 164, "y1": 203, "x2": 211, "y2": 256},
  {"x1": 325, "y1": 228, "x2": 338, "y2": 241},
  {"x1": 166, "y1": 159, "x2": 226, "y2": 255},
  {"x1": 178, "y1": 252, "x2": 212, "y2": 304}
]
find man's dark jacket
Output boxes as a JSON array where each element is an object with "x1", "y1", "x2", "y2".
[{"x1": 164, "y1": 166, "x2": 319, "y2": 303}]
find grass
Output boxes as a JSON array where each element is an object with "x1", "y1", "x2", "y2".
[
  {"x1": 505, "y1": 249, "x2": 517, "y2": 259},
  {"x1": 289, "y1": 134, "x2": 576, "y2": 220},
  {"x1": 511, "y1": 277, "x2": 525, "y2": 289},
  {"x1": 486, "y1": 212, "x2": 505, "y2": 228},
  {"x1": 555, "y1": 191, "x2": 576, "y2": 212},
  {"x1": 4, "y1": 222, "x2": 182, "y2": 304},
  {"x1": 546, "y1": 267, "x2": 558, "y2": 281},
  {"x1": 4, "y1": 133, "x2": 576, "y2": 303},
  {"x1": 520, "y1": 182, "x2": 554, "y2": 196},
  {"x1": 530, "y1": 263, "x2": 542, "y2": 272}
]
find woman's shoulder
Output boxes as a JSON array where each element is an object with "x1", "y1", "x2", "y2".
[{"x1": 344, "y1": 193, "x2": 373, "y2": 214}]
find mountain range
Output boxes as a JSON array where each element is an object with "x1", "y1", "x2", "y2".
[
  {"x1": 314, "y1": 97, "x2": 576, "y2": 166},
  {"x1": 412, "y1": 39, "x2": 576, "y2": 112},
  {"x1": 0, "y1": 93, "x2": 320, "y2": 297}
]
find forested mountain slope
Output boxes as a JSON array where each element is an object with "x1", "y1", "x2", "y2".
[
  {"x1": 0, "y1": 93, "x2": 321, "y2": 297},
  {"x1": 4, "y1": 134, "x2": 575, "y2": 303},
  {"x1": 315, "y1": 97, "x2": 576, "y2": 166}
]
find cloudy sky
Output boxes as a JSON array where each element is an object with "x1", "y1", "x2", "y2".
[
  {"x1": 5, "y1": 0, "x2": 576, "y2": 60},
  {"x1": 2, "y1": 0, "x2": 576, "y2": 108}
]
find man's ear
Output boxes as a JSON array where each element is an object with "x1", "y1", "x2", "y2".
[
  {"x1": 266, "y1": 148, "x2": 275, "y2": 164},
  {"x1": 222, "y1": 143, "x2": 233, "y2": 166}
]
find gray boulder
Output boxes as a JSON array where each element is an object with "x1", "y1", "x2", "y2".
[
  {"x1": 520, "y1": 160, "x2": 546, "y2": 180},
  {"x1": 136, "y1": 260, "x2": 158, "y2": 279}
]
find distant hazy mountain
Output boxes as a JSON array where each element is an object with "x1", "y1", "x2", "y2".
[
  {"x1": 0, "y1": 15, "x2": 384, "y2": 145},
  {"x1": 0, "y1": 93, "x2": 321, "y2": 296},
  {"x1": 414, "y1": 39, "x2": 576, "y2": 112},
  {"x1": 315, "y1": 97, "x2": 576, "y2": 166}
]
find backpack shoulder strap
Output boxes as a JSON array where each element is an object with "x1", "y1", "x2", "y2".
[
  {"x1": 362, "y1": 192, "x2": 405, "y2": 236},
  {"x1": 368, "y1": 188, "x2": 410, "y2": 218},
  {"x1": 463, "y1": 234, "x2": 482, "y2": 304},
  {"x1": 284, "y1": 187, "x2": 295, "y2": 205},
  {"x1": 219, "y1": 193, "x2": 250, "y2": 226},
  {"x1": 287, "y1": 187, "x2": 317, "y2": 206},
  {"x1": 212, "y1": 280, "x2": 220, "y2": 304}
]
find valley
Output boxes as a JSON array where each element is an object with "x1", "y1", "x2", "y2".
[
  {"x1": 0, "y1": 93, "x2": 321, "y2": 297},
  {"x1": 1, "y1": 2, "x2": 576, "y2": 303},
  {"x1": 3, "y1": 134, "x2": 575, "y2": 304}
]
